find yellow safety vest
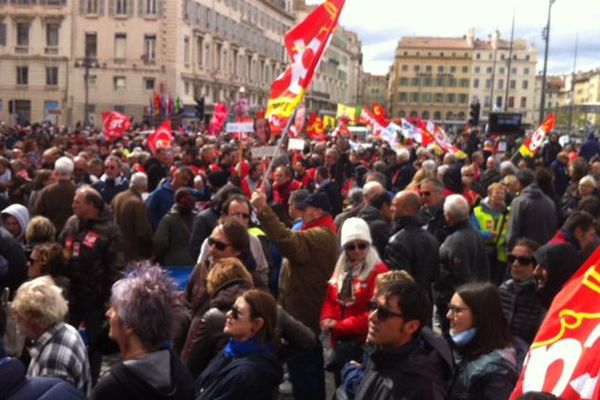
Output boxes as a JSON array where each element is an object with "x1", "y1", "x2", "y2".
[{"x1": 473, "y1": 205, "x2": 510, "y2": 263}]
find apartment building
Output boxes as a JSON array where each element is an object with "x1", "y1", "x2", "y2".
[
  {"x1": 360, "y1": 72, "x2": 388, "y2": 109},
  {"x1": 0, "y1": 0, "x2": 72, "y2": 124}
]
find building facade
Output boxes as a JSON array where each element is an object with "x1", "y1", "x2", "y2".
[
  {"x1": 0, "y1": 0, "x2": 72, "y2": 124},
  {"x1": 360, "y1": 72, "x2": 388, "y2": 109},
  {"x1": 388, "y1": 29, "x2": 538, "y2": 129}
]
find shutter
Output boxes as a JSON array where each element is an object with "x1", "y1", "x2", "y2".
[
  {"x1": 128, "y1": 0, "x2": 133, "y2": 16},
  {"x1": 99, "y1": 0, "x2": 105, "y2": 15},
  {"x1": 79, "y1": 0, "x2": 85, "y2": 14},
  {"x1": 107, "y1": 0, "x2": 113, "y2": 16},
  {"x1": 137, "y1": 0, "x2": 143, "y2": 16},
  {"x1": 0, "y1": 24, "x2": 6, "y2": 46},
  {"x1": 158, "y1": 0, "x2": 163, "y2": 17}
]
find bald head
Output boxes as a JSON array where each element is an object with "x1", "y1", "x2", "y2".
[{"x1": 392, "y1": 190, "x2": 421, "y2": 219}]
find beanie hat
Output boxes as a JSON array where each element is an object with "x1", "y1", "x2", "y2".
[{"x1": 341, "y1": 217, "x2": 372, "y2": 247}]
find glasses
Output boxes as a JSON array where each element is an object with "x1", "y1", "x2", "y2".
[
  {"x1": 367, "y1": 300, "x2": 404, "y2": 321},
  {"x1": 447, "y1": 304, "x2": 470, "y2": 315},
  {"x1": 344, "y1": 242, "x2": 368, "y2": 252},
  {"x1": 229, "y1": 212, "x2": 250, "y2": 220},
  {"x1": 507, "y1": 254, "x2": 536, "y2": 265},
  {"x1": 208, "y1": 237, "x2": 231, "y2": 251},
  {"x1": 230, "y1": 305, "x2": 242, "y2": 320},
  {"x1": 420, "y1": 191, "x2": 431, "y2": 197}
]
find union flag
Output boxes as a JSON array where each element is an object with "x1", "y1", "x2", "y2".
[
  {"x1": 266, "y1": 0, "x2": 345, "y2": 119},
  {"x1": 102, "y1": 111, "x2": 131, "y2": 141},
  {"x1": 306, "y1": 112, "x2": 325, "y2": 139},
  {"x1": 372, "y1": 103, "x2": 389, "y2": 126},
  {"x1": 518, "y1": 114, "x2": 556, "y2": 158},
  {"x1": 147, "y1": 120, "x2": 173, "y2": 154},
  {"x1": 511, "y1": 247, "x2": 600, "y2": 399}
]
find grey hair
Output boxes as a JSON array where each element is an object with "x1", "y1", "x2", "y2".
[
  {"x1": 396, "y1": 148, "x2": 410, "y2": 162},
  {"x1": 579, "y1": 175, "x2": 597, "y2": 188},
  {"x1": 500, "y1": 161, "x2": 517, "y2": 175},
  {"x1": 110, "y1": 266, "x2": 181, "y2": 351},
  {"x1": 422, "y1": 159, "x2": 437, "y2": 175},
  {"x1": 443, "y1": 194, "x2": 470, "y2": 222},
  {"x1": 12, "y1": 276, "x2": 68, "y2": 330},
  {"x1": 54, "y1": 156, "x2": 74, "y2": 178},
  {"x1": 363, "y1": 181, "x2": 384, "y2": 199},
  {"x1": 129, "y1": 172, "x2": 148, "y2": 191}
]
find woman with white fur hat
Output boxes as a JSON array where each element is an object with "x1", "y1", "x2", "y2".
[{"x1": 320, "y1": 217, "x2": 388, "y2": 385}]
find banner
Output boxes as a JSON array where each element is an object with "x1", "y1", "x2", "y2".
[
  {"x1": 337, "y1": 103, "x2": 357, "y2": 122},
  {"x1": 398, "y1": 118, "x2": 422, "y2": 143},
  {"x1": 511, "y1": 247, "x2": 600, "y2": 399},
  {"x1": 208, "y1": 103, "x2": 228, "y2": 136},
  {"x1": 307, "y1": 112, "x2": 325, "y2": 139},
  {"x1": 418, "y1": 119, "x2": 464, "y2": 157},
  {"x1": 358, "y1": 106, "x2": 386, "y2": 138},
  {"x1": 102, "y1": 111, "x2": 131, "y2": 141},
  {"x1": 518, "y1": 114, "x2": 556, "y2": 158},
  {"x1": 372, "y1": 103, "x2": 389, "y2": 126},
  {"x1": 147, "y1": 120, "x2": 173, "y2": 154},
  {"x1": 266, "y1": 0, "x2": 345, "y2": 119},
  {"x1": 323, "y1": 115, "x2": 336, "y2": 130}
]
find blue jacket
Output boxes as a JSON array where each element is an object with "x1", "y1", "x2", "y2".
[
  {"x1": 92, "y1": 176, "x2": 129, "y2": 204},
  {"x1": 579, "y1": 133, "x2": 600, "y2": 161},
  {"x1": 0, "y1": 356, "x2": 84, "y2": 400},
  {"x1": 147, "y1": 180, "x2": 176, "y2": 228}
]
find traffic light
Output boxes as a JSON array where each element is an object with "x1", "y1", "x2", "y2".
[
  {"x1": 469, "y1": 102, "x2": 481, "y2": 127},
  {"x1": 195, "y1": 96, "x2": 205, "y2": 120}
]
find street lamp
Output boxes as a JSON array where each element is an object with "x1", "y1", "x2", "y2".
[
  {"x1": 539, "y1": 0, "x2": 556, "y2": 124},
  {"x1": 81, "y1": 54, "x2": 98, "y2": 127}
]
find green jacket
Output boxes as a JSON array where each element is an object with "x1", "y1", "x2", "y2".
[
  {"x1": 257, "y1": 205, "x2": 338, "y2": 334},
  {"x1": 471, "y1": 201, "x2": 510, "y2": 263}
]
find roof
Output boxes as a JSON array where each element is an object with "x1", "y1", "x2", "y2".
[{"x1": 398, "y1": 37, "x2": 471, "y2": 50}]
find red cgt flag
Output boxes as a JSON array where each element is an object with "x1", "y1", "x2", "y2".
[
  {"x1": 266, "y1": 0, "x2": 345, "y2": 119},
  {"x1": 518, "y1": 113, "x2": 556, "y2": 158},
  {"x1": 102, "y1": 111, "x2": 131, "y2": 141},
  {"x1": 372, "y1": 103, "x2": 389, "y2": 126},
  {"x1": 306, "y1": 112, "x2": 326, "y2": 140},
  {"x1": 147, "y1": 120, "x2": 173, "y2": 154},
  {"x1": 511, "y1": 247, "x2": 600, "y2": 399}
]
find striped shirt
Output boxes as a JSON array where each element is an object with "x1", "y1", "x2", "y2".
[{"x1": 27, "y1": 322, "x2": 91, "y2": 396}]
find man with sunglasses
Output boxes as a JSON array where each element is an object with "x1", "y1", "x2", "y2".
[
  {"x1": 418, "y1": 177, "x2": 449, "y2": 244},
  {"x1": 339, "y1": 280, "x2": 453, "y2": 399},
  {"x1": 499, "y1": 238, "x2": 546, "y2": 344}
]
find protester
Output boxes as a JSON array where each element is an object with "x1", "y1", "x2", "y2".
[
  {"x1": 33, "y1": 156, "x2": 76, "y2": 233},
  {"x1": 194, "y1": 289, "x2": 283, "y2": 399},
  {"x1": 92, "y1": 266, "x2": 194, "y2": 400},
  {"x1": 533, "y1": 243, "x2": 582, "y2": 308},
  {"x1": 1, "y1": 203, "x2": 30, "y2": 243}
]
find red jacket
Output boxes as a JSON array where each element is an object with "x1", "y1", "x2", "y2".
[
  {"x1": 272, "y1": 179, "x2": 301, "y2": 207},
  {"x1": 320, "y1": 261, "x2": 388, "y2": 345}
]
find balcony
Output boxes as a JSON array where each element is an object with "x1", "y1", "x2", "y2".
[
  {"x1": 44, "y1": 46, "x2": 58, "y2": 55},
  {"x1": 15, "y1": 45, "x2": 28, "y2": 54}
]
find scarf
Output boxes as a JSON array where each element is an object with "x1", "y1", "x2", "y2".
[{"x1": 223, "y1": 338, "x2": 272, "y2": 358}]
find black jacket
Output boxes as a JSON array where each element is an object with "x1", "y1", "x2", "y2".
[
  {"x1": 194, "y1": 349, "x2": 282, "y2": 400},
  {"x1": 499, "y1": 278, "x2": 546, "y2": 344},
  {"x1": 317, "y1": 179, "x2": 343, "y2": 217},
  {"x1": 436, "y1": 220, "x2": 489, "y2": 300},
  {"x1": 92, "y1": 350, "x2": 194, "y2": 400},
  {"x1": 0, "y1": 226, "x2": 27, "y2": 294},
  {"x1": 420, "y1": 205, "x2": 449, "y2": 244},
  {"x1": 342, "y1": 328, "x2": 453, "y2": 400},
  {"x1": 384, "y1": 216, "x2": 439, "y2": 300},
  {"x1": 507, "y1": 184, "x2": 557, "y2": 250},
  {"x1": 357, "y1": 205, "x2": 391, "y2": 258}
]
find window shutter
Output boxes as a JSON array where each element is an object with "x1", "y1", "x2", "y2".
[
  {"x1": 128, "y1": 0, "x2": 133, "y2": 16},
  {"x1": 137, "y1": 0, "x2": 143, "y2": 16},
  {"x1": 107, "y1": 0, "x2": 113, "y2": 16},
  {"x1": 0, "y1": 24, "x2": 6, "y2": 46},
  {"x1": 99, "y1": 0, "x2": 105, "y2": 15},
  {"x1": 79, "y1": 0, "x2": 85, "y2": 14}
]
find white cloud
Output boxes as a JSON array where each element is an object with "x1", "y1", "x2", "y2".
[{"x1": 306, "y1": 0, "x2": 600, "y2": 75}]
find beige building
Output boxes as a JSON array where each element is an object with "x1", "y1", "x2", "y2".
[
  {"x1": 388, "y1": 29, "x2": 538, "y2": 128},
  {"x1": 360, "y1": 72, "x2": 388, "y2": 109},
  {"x1": 0, "y1": 0, "x2": 72, "y2": 124},
  {"x1": 556, "y1": 69, "x2": 600, "y2": 129}
]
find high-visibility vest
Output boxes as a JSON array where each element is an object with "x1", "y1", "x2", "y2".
[{"x1": 473, "y1": 205, "x2": 510, "y2": 263}]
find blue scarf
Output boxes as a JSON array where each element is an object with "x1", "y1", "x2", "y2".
[{"x1": 224, "y1": 338, "x2": 272, "y2": 358}]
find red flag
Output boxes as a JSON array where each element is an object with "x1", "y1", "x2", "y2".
[
  {"x1": 208, "y1": 103, "x2": 228, "y2": 136},
  {"x1": 266, "y1": 0, "x2": 345, "y2": 119},
  {"x1": 102, "y1": 111, "x2": 131, "y2": 141},
  {"x1": 358, "y1": 106, "x2": 387, "y2": 138},
  {"x1": 511, "y1": 247, "x2": 600, "y2": 399},
  {"x1": 306, "y1": 112, "x2": 325, "y2": 140},
  {"x1": 372, "y1": 103, "x2": 389, "y2": 126},
  {"x1": 147, "y1": 120, "x2": 173, "y2": 154},
  {"x1": 518, "y1": 114, "x2": 556, "y2": 158}
]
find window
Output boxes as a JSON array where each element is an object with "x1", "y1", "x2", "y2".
[
  {"x1": 473, "y1": 78, "x2": 479, "y2": 88},
  {"x1": 437, "y1": 66, "x2": 444, "y2": 73},
  {"x1": 450, "y1": 66, "x2": 456, "y2": 73},
  {"x1": 422, "y1": 93, "x2": 431, "y2": 102},
  {"x1": 85, "y1": 33, "x2": 97, "y2": 58},
  {"x1": 17, "y1": 66, "x2": 28, "y2": 85},
  {"x1": 434, "y1": 111, "x2": 441, "y2": 120},
  {"x1": 462, "y1": 66, "x2": 468, "y2": 73},
  {"x1": 17, "y1": 23, "x2": 30, "y2": 47},
  {"x1": 184, "y1": 36, "x2": 190, "y2": 65},
  {"x1": 496, "y1": 96, "x2": 502, "y2": 108},
  {"x1": 143, "y1": 34, "x2": 156, "y2": 63},
  {"x1": 511, "y1": 68, "x2": 517, "y2": 74},
  {"x1": 413, "y1": 65, "x2": 420, "y2": 72},
  {"x1": 196, "y1": 36, "x2": 204, "y2": 67},
  {"x1": 485, "y1": 79, "x2": 492, "y2": 89},
  {"x1": 460, "y1": 78, "x2": 469, "y2": 87},
  {"x1": 435, "y1": 77, "x2": 444, "y2": 86},
  {"x1": 447, "y1": 78, "x2": 457, "y2": 87},
  {"x1": 113, "y1": 76, "x2": 126, "y2": 90},
  {"x1": 0, "y1": 23, "x2": 5, "y2": 46},
  {"x1": 46, "y1": 67, "x2": 58, "y2": 85},
  {"x1": 484, "y1": 96, "x2": 491, "y2": 108},
  {"x1": 499, "y1": 67, "x2": 505, "y2": 74},
  {"x1": 434, "y1": 93, "x2": 443, "y2": 103},
  {"x1": 85, "y1": 0, "x2": 99, "y2": 14},
  {"x1": 401, "y1": 65, "x2": 408, "y2": 72},
  {"x1": 510, "y1": 80, "x2": 516, "y2": 89},
  {"x1": 522, "y1": 80, "x2": 529, "y2": 89},
  {"x1": 114, "y1": 33, "x2": 126, "y2": 61},
  {"x1": 143, "y1": 77, "x2": 155, "y2": 90},
  {"x1": 398, "y1": 92, "x2": 407, "y2": 102},
  {"x1": 115, "y1": 0, "x2": 128, "y2": 15},
  {"x1": 145, "y1": 0, "x2": 158, "y2": 15},
  {"x1": 410, "y1": 77, "x2": 419, "y2": 86},
  {"x1": 498, "y1": 79, "x2": 504, "y2": 89},
  {"x1": 524, "y1": 68, "x2": 530, "y2": 75},
  {"x1": 46, "y1": 23, "x2": 59, "y2": 48},
  {"x1": 520, "y1": 97, "x2": 527, "y2": 108},
  {"x1": 508, "y1": 96, "x2": 514, "y2": 108},
  {"x1": 423, "y1": 77, "x2": 432, "y2": 87},
  {"x1": 399, "y1": 78, "x2": 409, "y2": 87},
  {"x1": 446, "y1": 93, "x2": 455, "y2": 103},
  {"x1": 486, "y1": 67, "x2": 492, "y2": 73},
  {"x1": 410, "y1": 93, "x2": 419, "y2": 102},
  {"x1": 426, "y1": 65, "x2": 432, "y2": 72},
  {"x1": 474, "y1": 66, "x2": 480, "y2": 73},
  {"x1": 476, "y1": 53, "x2": 481, "y2": 59},
  {"x1": 458, "y1": 94, "x2": 468, "y2": 104}
]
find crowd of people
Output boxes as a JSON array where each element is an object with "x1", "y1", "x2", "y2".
[{"x1": 1, "y1": 118, "x2": 598, "y2": 399}]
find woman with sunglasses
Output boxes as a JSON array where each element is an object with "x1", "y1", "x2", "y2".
[
  {"x1": 180, "y1": 257, "x2": 314, "y2": 378},
  {"x1": 499, "y1": 238, "x2": 546, "y2": 344},
  {"x1": 446, "y1": 282, "x2": 519, "y2": 400},
  {"x1": 195, "y1": 289, "x2": 283, "y2": 399},
  {"x1": 320, "y1": 217, "x2": 388, "y2": 385}
]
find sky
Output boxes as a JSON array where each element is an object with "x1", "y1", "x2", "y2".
[{"x1": 306, "y1": 0, "x2": 600, "y2": 77}]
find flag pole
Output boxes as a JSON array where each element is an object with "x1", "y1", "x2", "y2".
[{"x1": 260, "y1": 108, "x2": 298, "y2": 192}]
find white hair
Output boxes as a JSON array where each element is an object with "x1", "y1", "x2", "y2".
[
  {"x1": 54, "y1": 156, "x2": 74, "y2": 178},
  {"x1": 499, "y1": 161, "x2": 517, "y2": 175},
  {"x1": 579, "y1": 175, "x2": 597, "y2": 188},
  {"x1": 362, "y1": 181, "x2": 385, "y2": 201},
  {"x1": 129, "y1": 172, "x2": 148, "y2": 190},
  {"x1": 443, "y1": 194, "x2": 470, "y2": 222},
  {"x1": 396, "y1": 148, "x2": 410, "y2": 162},
  {"x1": 12, "y1": 276, "x2": 68, "y2": 329},
  {"x1": 422, "y1": 159, "x2": 437, "y2": 174}
]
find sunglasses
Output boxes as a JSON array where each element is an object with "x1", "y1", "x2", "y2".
[
  {"x1": 208, "y1": 237, "x2": 231, "y2": 251},
  {"x1": 345, "y1": 242, "x2": 368, "y2": 252},
  {"x1": 507, "y1": 254, "x2": 536, "y2": 265},
  {"x1": 229, "y1": 212, "x2": 250, "y2": 220},
  {"x1": 420, "y1": 191, "x2": 432, "y2": 197},
  {"x1": 230, "y1": 305, "x2": 242, "y2": 320},
  {"x1": 367, "y1": 300, "x2": 404, "y2": 321}
]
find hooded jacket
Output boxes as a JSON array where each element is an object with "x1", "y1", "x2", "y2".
[
  {"x1": 534, "y1": 243, "x2": 582, "y2": 307},
  {"x1": 356, "y1": 205, "x2": 390, "y2": 258},
  {"x1": 153, "y1": 205, "x2": 195, "y2": 267},
  {"x1": 1, "y1": 204, "x2": 29, "y2": 241},
  {"x1": 507, "y1": 183, "x2": 557, "y2": 250},
  {"x1": 339, "y1": 327, "x2": 454, "y2": 400},
  {"x1": 92, "y1": 350, "x2": 194, "y2": 400}
]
